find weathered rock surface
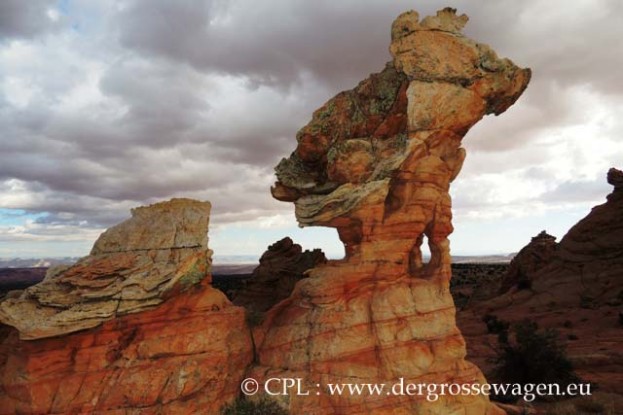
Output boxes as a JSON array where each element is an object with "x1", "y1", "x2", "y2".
[
  {"x1": 0, "y1": 199, "x2": 254, "y2": 414},
  {"x1": 498, "y1": 230, "x2": 557, "y2": 294},
  {"x1": 459, "y1": 169, "x2": 623, "y2": 396},
  {"x1": 254, "y1": 8, "x2": 530, "y2": 415},
  {"x1": 0, "y1": 199, "x2": 214, "y2": 340},
  {"x1": 488, "y1": 169, "x2": 623, "y2": 310},
  {"x1": 233, "y1": 237, "x2": 326, "y2": 312}
]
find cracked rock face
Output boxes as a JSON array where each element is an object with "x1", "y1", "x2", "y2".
[
  {"x1": 254, "y1": 8, "x2": 530, "y2": 415},
  {"x1": 0, "y1": 198, "x2": 213, "y2": 340}
]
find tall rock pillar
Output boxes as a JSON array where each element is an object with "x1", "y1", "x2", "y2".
[{"x1": 252, "y1": 8, "x2": 530, "y2": 415}]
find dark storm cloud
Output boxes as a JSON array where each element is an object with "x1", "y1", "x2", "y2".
[
  {"x1": 0, "y1": 0, "x2": 58, "y2": 40},
  {"x1": 116, "y1": 0, "x2": 623, "y2": 93},
  {"x1": 114, "y1": 0, "x2": 623, "y2": 150},
  {"x1": 117, "y1": 0, "x2": 420, "y2": 88},
  {"x1": 97, "y1": 58, "x2": 213, "y2": 147},
  {"x1": 0, "y1": 0, "x2": 622, "y2": 252}
]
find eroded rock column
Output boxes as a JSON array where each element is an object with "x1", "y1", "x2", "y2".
[{"x1": 251, "y1": 8, "x2": 530, "y2": 415}]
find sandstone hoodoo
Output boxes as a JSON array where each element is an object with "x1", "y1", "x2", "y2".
[
  {"x1": 528, "y1": 167, "x2": 623, "y2": 310},
  {"x1": 0, "y1": 199, "x2": 253, "y2": 414},
  {"x1": 498, "y1": 230, "x2": 557, "y2": 294},
  {"x1": 251, "y1": 8, "x2": 531, "y2": 415}
]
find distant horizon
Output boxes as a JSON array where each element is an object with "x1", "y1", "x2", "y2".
[{"x1": 0, "y1": 252, "x2": 517, "y2": 262}]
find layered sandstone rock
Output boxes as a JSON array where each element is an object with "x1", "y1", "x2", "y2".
[
  {"x1": 498, "y1": 230, "x2": 557, "y2": 294},
  {"x1": 233, "y1": 237, "x2": 326, "y2": 312},
  {"x1": 252, "y1": 8, "x2": 530, "y2": 415},
  {"x1": 0, "y1": 199, "x2": 253, "y2": 414},
  {"x1": 0, "y1": 199, "x2": 214, "y2": 340}
]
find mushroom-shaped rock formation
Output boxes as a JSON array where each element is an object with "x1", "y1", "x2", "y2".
[
  {"x1": 273, "y1": 7, "x2": 530, "y2": 274},
  {"x1": 0, "y1": 199, "x2": 253, "y2": 414},
  {"x1": 252, "y1": 8, "x2": 530, "y2": 415},
  {"x1": 498, "y1": 230, "x2": 558, "y2": 293}
]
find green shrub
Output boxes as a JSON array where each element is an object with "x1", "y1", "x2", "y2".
[
  {"x1": 492, "y1": 320, "x2": 580, "y2": 403},
  {"x1": 221, "y1": 396, "x2": 288, "y2": 415}
]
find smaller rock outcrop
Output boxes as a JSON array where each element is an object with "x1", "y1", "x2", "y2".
[
  {"x1": 0, "y1": 198, "x2": 254, "y2": 414},
  {"x1": 0, "y1": 199, "x2": 212, "y2": 340},
  {"x1": 233, "y1": 237, "x2": 326, "y2": 312},
  {"x1": 498, "y1": 230, "x2": 557, "y2": 293},
  {"x1": 557, "y1": 168, "x2": 623, "y2": 266},
  {"x1": 607, "y1": 167, "x2": 623, "y2": 191}
]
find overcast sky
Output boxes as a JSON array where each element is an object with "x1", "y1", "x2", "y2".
[{"x1": 0, "y1": 0, "x2": 621, "y2": 260}]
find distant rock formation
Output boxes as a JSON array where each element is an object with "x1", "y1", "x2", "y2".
[
  {"x1": 529, "y1": 167, "x2": 623, "y2": 308},
  {"x1": 557, "y1": 167, "x2": 623, "y2": 266},
  {"x1": 498, "y1": 230, "x2": 557, "y2": 293},
  {"x1": 461, "y1": 168, "x2": 623, "y2": 395},
  {"x1": 233, "y1": 237, "x2": 326, "y2": 312},
  {"x1": 0, "y1": 268, "x2": 47, "y2": 297},
  {"x1": 607, "y1": 167, "x2": 623, "y2": 190},
  {"x1": 494, "y1": 168, "x2": 623, "y2": 300},
  {"x1": 251, "y1": 8, "x2": 530, "y2": 415},
  {"x1": 0, "y1": 199, "x2": 253, "y2": 414}
]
